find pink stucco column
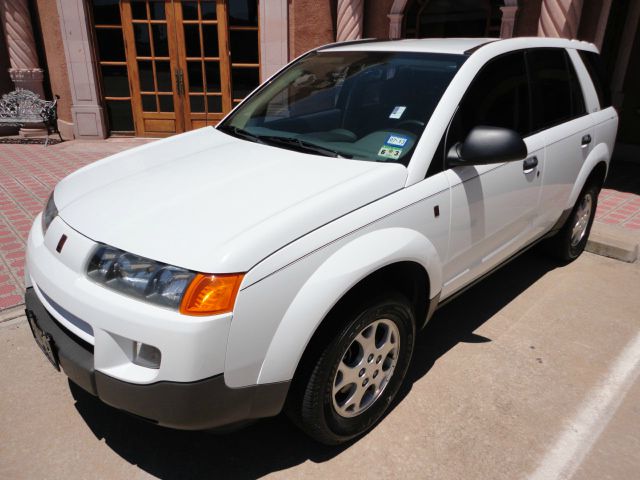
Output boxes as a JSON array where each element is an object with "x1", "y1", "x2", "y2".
[
  {"x1": 538, "y1": 0, "x2": 584, "y2": 38},
  {"x1": 500, "y1": 4, "x2": 519, "y2": 38},
  {"x1": 0, "y1": 0, "x2": 45, "y2": 96},
  {"x1": 336, "y1": 0, "x2": 364, "y2": 42},
  {"x1": 388, "y1": 0, "x2": 408, "y2": 40}
]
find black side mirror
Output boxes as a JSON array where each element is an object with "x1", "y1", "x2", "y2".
[{"x1": 447, "y1": 126, "x2": 527, "y2": 167}]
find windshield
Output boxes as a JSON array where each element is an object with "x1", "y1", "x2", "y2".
[{"x1": 219, "y1": 50, "x2": 466, "y2": 164}]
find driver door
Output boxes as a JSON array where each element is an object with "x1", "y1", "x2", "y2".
[{"x1": 442, "y1": 51, "x2": 544, "y2": 298}]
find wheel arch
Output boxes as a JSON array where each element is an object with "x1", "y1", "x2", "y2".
[
  {"x1": 256, "y1": 227, "x2": 442, "y2": 386},
  {"x1": 567, "y1": 143, "x2": 610, "y2": 208}
]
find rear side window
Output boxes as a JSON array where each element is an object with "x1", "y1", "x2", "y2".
[
  {"x1": 578, "y1": 50, "x2": 612, "y2": 109},
  {"x1": 528, "y1": 48, "x2": 586, "y2": 131},
  {"x1": 447, "y1": 50, "x2": 530, "y2": 148}
]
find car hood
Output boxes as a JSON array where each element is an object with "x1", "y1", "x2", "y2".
[{"x1": 55, "y1": 127, "x2": 407, "y2": 273}]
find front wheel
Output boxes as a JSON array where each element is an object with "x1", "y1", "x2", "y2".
[
  {"x1": 548, "y1": 182, "x2": 599, "y2": 262},
  {"x1": 286, "y1": 293, "x2": 415, "y2": 445}
]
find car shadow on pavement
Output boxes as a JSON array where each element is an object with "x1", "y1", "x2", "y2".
[
  {"x1": 70, "y1": 380, "x2": 347, "y2": 479},
  {"x1": 70, "y1": 248, "x2": 557, "y2": 480},
  {"x1": 396, "y1": 247, "x2": 558, "y2": 406}
]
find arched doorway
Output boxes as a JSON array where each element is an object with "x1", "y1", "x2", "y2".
[{"x1": 403, "y1": 0, "x2": 504, "y2": 38}]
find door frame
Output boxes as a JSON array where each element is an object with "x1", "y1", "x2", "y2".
[
  {"x1": 96, "y1": 0, "x2": 261, "y2": 137},
  {"x1": 120, "y1": 0, "x2": 186, "y2": 137}
]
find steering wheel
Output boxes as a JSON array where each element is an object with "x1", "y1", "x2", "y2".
[{"x1": 394, "y1": 119, "x2": 426, "y2": 134}]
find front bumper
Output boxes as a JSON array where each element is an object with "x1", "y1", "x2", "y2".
[
  {"x1": 26, "y1": 215, "x2": 234, "y2": 384},
  {"x1": 25, "y1": 287, "x2": 290, "y2": 430}
]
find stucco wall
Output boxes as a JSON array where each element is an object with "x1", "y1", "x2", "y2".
[
  {"x1": 364, "y1": 0, "x2": 394, "y2": 39},
  {"x1": 0, "y1": 21, "x2": 18, "y2": 135},
  {"x1": 288, "y1": 0, "x2": 336, "y2": 59},
  {"x1": 34, "y1": 0, "x2": 73, "y2": 132},
  {"x1": 0, "y1": 23, "x2": 12, "y2": 94}
]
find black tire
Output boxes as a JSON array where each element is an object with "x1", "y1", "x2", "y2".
[
  {"x1": 286, "y1": 293, "x2": 415, "y2": 445},
  {"x1": 548, "y1": 182, "x2": 599, "y2": 262}
]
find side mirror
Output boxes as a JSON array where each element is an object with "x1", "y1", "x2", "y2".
[{"x1": 447, "y1": 126, "x2": 527, "y2": 167}]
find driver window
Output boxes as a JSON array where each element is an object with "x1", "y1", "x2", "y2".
[{"x1": 446, "y1": 51, "x2": 530, "y2": 155}]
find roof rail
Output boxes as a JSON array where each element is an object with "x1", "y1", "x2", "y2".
[
  {"x1": 316, "y1": 38, "x2": 390, "y2": 51},
  {"x1": 463, "y1": 38, "x2": 499, "y2": 55}
]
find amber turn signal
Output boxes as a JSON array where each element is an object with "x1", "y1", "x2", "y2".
[{"x1": 179, "y1": 273, "x2": 244, "y2": 316}]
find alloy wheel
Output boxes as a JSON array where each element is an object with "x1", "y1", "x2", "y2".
[
  {"x1": 570, "y1": 193, "x2": 593, "y2": 247},
  {"x1": 331, "y1": 319, "x2": 400, "y2": 418}
]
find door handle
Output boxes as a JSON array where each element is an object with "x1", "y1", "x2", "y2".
[
  {"x1": 581, "y1": 134, "x2": 592, "y2": 147},
  {"x1": 523, "y1": 156, "x2": 538, "y2": 173},
  {"x1": 175, "y1": 68, "x2": 185, "y2": 96}
]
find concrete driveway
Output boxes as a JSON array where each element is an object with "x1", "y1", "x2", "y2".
[{"x1": 1, "y1": 250, "x2": 639, "y2": 479}]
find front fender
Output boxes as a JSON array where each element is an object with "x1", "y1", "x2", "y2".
[{"x1": 256, "y1": 227, "x2": 442, "y2": 385}]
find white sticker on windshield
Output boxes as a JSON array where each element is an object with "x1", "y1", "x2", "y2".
[
  {"x1": 386, "y1": 135, "x2": 408, "y2": 147},
  {"x1": 389, "y1": 106, "x2": 407, "y2": 119}
]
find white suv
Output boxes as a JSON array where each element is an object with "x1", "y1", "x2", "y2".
[{"x1": 25, "y1": 37, "x2": 617, "y2": 444}]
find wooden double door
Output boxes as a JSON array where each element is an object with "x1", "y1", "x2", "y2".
[{"x1": 95, "y1": 0, "x2": 260, "y2": 136}]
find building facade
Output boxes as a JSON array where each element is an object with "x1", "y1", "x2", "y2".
[{"x1": 0, "y1": 0, "x2": 637, "y2": 152}]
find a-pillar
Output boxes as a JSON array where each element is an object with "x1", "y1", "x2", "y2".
[{"x1": 336, "y1": 0, "x2": 364, "y2": 42}]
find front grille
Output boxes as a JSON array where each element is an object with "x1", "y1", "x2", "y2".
[
  {"x1": 35, "y1": 286, "x2": 95, "y2": 354},
  {"x1": 40, "y1": 289, "x2": 94, "y2": 337}
]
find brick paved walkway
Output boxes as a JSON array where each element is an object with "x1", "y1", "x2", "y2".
[
  {"x1": 596, "y1": 189, "x2": 640, "y2": 229},
  {"x1": 0, "y1": 139, "x2": 153, "y2": 310},
  {"x1": 1, "y1": 141, "x2": 639, "y2": 311},
  {"x1": 595, "y1": 161, "x2": 640, "y2": 230}
]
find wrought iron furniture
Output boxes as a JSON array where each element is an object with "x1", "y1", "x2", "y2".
[{"x1": 0, "y1": 89, "x2": 62, "y2": 146}]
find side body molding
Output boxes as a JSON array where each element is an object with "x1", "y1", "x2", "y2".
[{"x1": 256, "y1": 227, "x2": 442, "y2": 385}]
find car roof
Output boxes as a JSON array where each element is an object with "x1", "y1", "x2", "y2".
[{"x1": 319, "y1": 37, "x2": 598, "y2": 55}]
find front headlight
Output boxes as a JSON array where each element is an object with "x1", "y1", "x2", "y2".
[
  {"x1": 87, "y1": 246, "x2": 243, "y2": 315},
  {"x1": 41, "y1": 192, "x2": 58, "y2": 235}
]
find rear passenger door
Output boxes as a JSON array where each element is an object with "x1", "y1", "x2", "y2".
[
  {"x1": 442, "y1": 51, "x2": 545, "y2": 298},
  {"x1": 527, "y1": 48, "x2": 593, "y2": 234}
]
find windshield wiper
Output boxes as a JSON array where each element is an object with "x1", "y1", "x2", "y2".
[
  {"x1": 259, "y1": 136, "x2": 352, "y2": 158},
  {"x1": 218, "y1": 125, "x2": 265, "y2": 144}
]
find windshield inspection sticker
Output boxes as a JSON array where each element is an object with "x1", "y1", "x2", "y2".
[
  {"x1": 378, "y1": 145, "x2": 403, "y2": 160},
  {"x1": 389, "y1": 106, "x2": 407, "y2": 119}
]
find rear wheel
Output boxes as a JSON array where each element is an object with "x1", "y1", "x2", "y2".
[
  {"x1": 286, "y1": 293, "x2": 415, "y2": 445},
  {"x1": 548, "y1": 182, "x2": 599, "y2": 262}
]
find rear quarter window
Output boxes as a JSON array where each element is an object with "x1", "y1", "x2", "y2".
[{"x1": 578, "y1": 50, "x2": 612, "y2": 109}]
